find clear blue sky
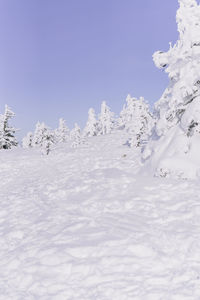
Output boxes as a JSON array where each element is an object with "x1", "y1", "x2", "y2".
[{"x1": 0, "y1": 0, "x2": 179, "y2": 137}]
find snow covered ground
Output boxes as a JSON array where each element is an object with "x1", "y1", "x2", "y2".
[{"x1": 1, "y1": 131, "x2": 200, "y2": 299}]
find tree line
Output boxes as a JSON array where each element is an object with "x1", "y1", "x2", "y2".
[{"x1": 0, "y1": 96, "x2": 153, "y2": 155}]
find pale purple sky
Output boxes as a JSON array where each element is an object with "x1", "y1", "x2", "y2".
[{"x1": 0, "y1": 0, "x2": 179, "y2": 137}]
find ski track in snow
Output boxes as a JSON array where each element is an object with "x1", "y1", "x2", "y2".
[{"x1": 1, "y1": 132, "x2": 200, "y2": 299}]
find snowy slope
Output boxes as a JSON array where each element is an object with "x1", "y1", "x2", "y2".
[{"x1": 1, "y1": 132, "x2": 200, "y2": 299}]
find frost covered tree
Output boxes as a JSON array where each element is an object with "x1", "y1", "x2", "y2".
[
  {"x1": 32, "y1": 122, "x2": 44, "y2": 147},
  {"x1": 118, "y1": 94, "x2": 153, "y2": 147},
  {"x1": 70, "y1": 123, "x2": 82, "y2": 148},
  {"x1": 22, "y1": 132, "x2": 33, "y2": 149},
  {"x1": 0, "y1": 105, "x2": 18, "y2": 149},
  {"x1": 41, "y1": 129, "x2": 55, "y2": 155},
  {"x1": 118, "y1": 94, "x2": 135, "y2": 129},
  {"x1": 83, "y1": 108, "x2": 98, "y2": 137},
  {"x1": 143, "y1": 0, "x2": 200, "y2": 178},
  {"x1": 98, "y1": 101, "x2": 114, "y2": 135},
  {"x1": 32, "y1": 122, "x2": 54, "y2": 155},
  {"x1": 55, "y1": 118, "x2": 70, "y2": 143}
]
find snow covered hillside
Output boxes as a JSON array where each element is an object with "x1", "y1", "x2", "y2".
[{"x1": 1, "y1": 132, "x2": 200, "y2": 299}]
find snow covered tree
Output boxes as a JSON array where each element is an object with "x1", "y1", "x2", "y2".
[
  {"x1": 118, "y1": 94, "x2": 134, "y2": 129},
  {"x1": 118, "y1": 95, "x2": 153, "y2": 147},
  {"x1": 22, "y1": 132, "x2": 33, "y2": 149},
  {"x1": 83, "y1": 108, "x2": 98, "y2": 137},
  {"x1": 55, "y1": 118, "x2": 70, "y2": 143},
  {"x1": 41, "y1": 128, "x2": 55, "y2": 155},
  {"x1": 70, "y1": 123, "x2": 82, "y2": 148},
  {"x1": 143, "y1": 0, "x2": 200, "y2": 178},
  {"x1": 32, "y1": 122, "x2": 54, "y2": 155},
  {"x1": 0, "y1": 105, "x2": 18, "y2": 149},
  {"x1": 98, "y1": 101, "x2": 114, "y2": 135},
  {"x1": 32, "y1": 122, "x2": 44, "y2": 147}
]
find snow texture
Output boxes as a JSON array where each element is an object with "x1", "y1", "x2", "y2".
[{"x1": 1, "y1": 132, "x2": 200, "y2": 299}]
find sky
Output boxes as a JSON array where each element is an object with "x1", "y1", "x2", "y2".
[{"x1": 0, "y1": 0, "x2": 179, "y2": 138}]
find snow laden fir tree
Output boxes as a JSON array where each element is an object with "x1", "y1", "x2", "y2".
[
  {"x1": 98, "y1": 101, "x2": 114, "y2": 135},
  {"x1": 83, "y1": 108, "x2": 98, "y2": 137},
  {"x1": 22, "y1": 132, "x2": 33, "y2": 149},
  {"x1": 118, "y1": 94, "x2": 153, "y2": 147},
  {"x1": 70, "y1": 123, "x2": 83, "y2": 148},
  {"x1": 54, "y1": 118, "x2": 70, "y2": 143},
  {"x1": 0, "y1": 105, "x2": 18, "y2": 149},
  {"x1": 143, "y1": 0, "x2": 200, "y2": 179},
  {"x1": 32, "y1": 122, "x2": 54, "y2": 155}
]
